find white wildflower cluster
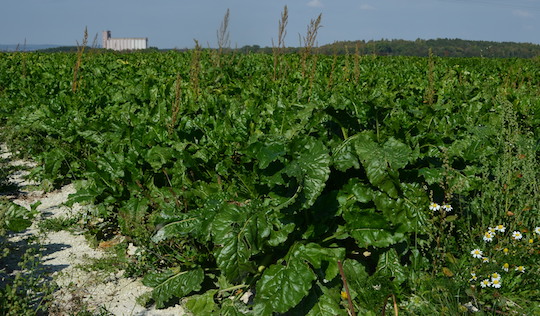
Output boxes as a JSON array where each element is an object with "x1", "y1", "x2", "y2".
[
  {"x1": 429, "y1": 202, "x2": 452, "y2": 213},
  {"x1": 468, "y1": 223, "x2": 536, "y2": 291},
  {"x1": 476, "y1": 272, "x2": 502, "y2": 289},
  {"x1": 483, "y1": 225, "x2": 506, "y2": 243}
]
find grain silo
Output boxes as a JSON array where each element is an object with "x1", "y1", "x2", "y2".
[{"x1": 102, "y1": 30, "x2": 148, "y2": 51}]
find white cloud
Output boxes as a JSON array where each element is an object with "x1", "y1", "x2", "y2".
[
  {"x1": 359, "y1": 4, "x2": 376, "y2": 10},
  {"x1": 513, "y1": 9, "x2": 533, "y2": 18},
  {"x1": 307, "y1": 0, "x2": 323, "y2": 8}
]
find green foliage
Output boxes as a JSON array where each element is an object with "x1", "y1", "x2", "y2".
[
  {"x1": 1, "y1": 50, "x2": 539, "y2": 314},
  {"x1": 38, "y1": 214, "x2": 79, "y2": 233},
  {"x1": 185, "y1": 289, "x2": 219, "y2": 315},
  {"x1": 255, "y1": 258, "x2": 317, "y2": 313},
  {"x1": 1, "y1": 199, "x2": 35, "y2": 233},
  {"x1": 0, "y1": 244, "x2": 56, "y2": 315},
  {"x1": 210, "y1": 202, "x2": 268, "y2": 281},
  {"x1": 142, "y1": 267, "x2": 204, "y2": 308}
]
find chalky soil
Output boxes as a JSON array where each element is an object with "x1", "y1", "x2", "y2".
[{"x1": 1, "y1": 144, "x2": 186, "y2": 315}]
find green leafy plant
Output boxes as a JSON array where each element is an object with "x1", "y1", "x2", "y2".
[
  {"x1": 1, "y1": 199, "x2": 36, "y2": 234},
  {"x1": 1, "y1": 43, "x2": 540, "y2": 314}
]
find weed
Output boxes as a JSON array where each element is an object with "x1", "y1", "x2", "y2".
[
  {"x1": 463, "y1": 96, "x2": 540, "y2": 229},
  {"x1": 454, "y1": 96, "x2": 540, "y2": 313},
  {"x1": 272, "y1": 5, "x2": 288, "y2": 81},
  {"x1": 72, "y1": 27, "x2": 88, "y2": 93},
  {"x1": 343, "y1": 44, "x2": 351, "y2": 80},
  {"x1": 38, "y1": 215, "x2": 81, "y2": 233},
  {"x1": 216, "y1": 8, "x2": 231, "y2": 59},
  {"x1": 0, "y1": 241, "x2": 56, "y2": 315},
  {"x1": 327, "y1": 44, "x2": 338, "y2": 89},
  {"x1": 300, "y1": 13, "x2": 322, "y2": 78},
  {"x1": 189, "y1": 40, "x2": 202, "y2": 100},
  {"x1": 168, "y1": 73, "x2": 182, "y2": 136},
  {"x1": 424, "y1": 48, "x2": 436, "y2": 105},
  {"x1": 353, "y1": 42, "x2": 361, "y2": 83}
]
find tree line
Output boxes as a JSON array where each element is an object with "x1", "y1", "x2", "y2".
[
  {"x1": 28, "y1": 38, "x2": 540, "y2": 58},
  {"x1": 240, "y1": 38, "x2": 540, "y2": 58}
]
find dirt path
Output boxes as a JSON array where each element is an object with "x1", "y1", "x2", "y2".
[{"x1": 1, "y1": 144, "x2": 187, "y2": 315}]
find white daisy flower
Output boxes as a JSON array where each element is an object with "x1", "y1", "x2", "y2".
[
  {"x1": 469, "y1": 272, "x2": 477, "y2": 282},
  {"x1": 502, "y1": 263, "x2": 509, "y2": 272},
  {"x1": 534, "y1": 227, "x2": 540, "y2": 235},
  {"x1": 491, "y1": 272, "x2": 501, "y2": 281},
  {"x1": 470, "y1": 249, "x2": 483, "y2": 259},
  {"x1": 441, "y1": 204, "x2": 452, "y2": 212},
  {"x1": 480, "y1": 279, "x2": 491, "y2": 288},
  {"x1": 515, "y1": 266, "x2": 525, "y2": 273},
  {"x1": 482, "y1": 257, "x2": 489, "y2": 263},
  {"x1": 429, "y1": 202, "x2": 441, "y2": 211},
  {"x1": 491, "y1": 278, "x2": 501, "y2": 288},
  {"x1": 512, "y1": 231, "x2": 523, "y2": 240},
  {"x1": 483, "y1": 231, "x2": 494, "y2": 242},
  {"x1": 494, "y1": 225, "x2": 506, "y2": 233}
]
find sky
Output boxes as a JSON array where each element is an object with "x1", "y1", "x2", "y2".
[{"x1": 1, "y1": 0, "x2": 540, "y2": 49}]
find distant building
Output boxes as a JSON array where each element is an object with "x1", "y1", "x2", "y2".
[{"x1": 102, "y1": 31, "x2": 148, "y2": 51}]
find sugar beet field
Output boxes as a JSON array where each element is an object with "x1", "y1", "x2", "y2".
[{"x1": 1, "y1": 50, "x2": 540, "y2": 315}]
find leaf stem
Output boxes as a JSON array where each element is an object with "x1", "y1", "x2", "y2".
[
  {"x1": 337, "y1": 260, "x2": 356, "y2": 316},
  {"x1": 218, "y1": 284, "x2": 248, "y2": 293},
  {"x1": 381, "y1": 293, "x2": 399, "y2": 316}
]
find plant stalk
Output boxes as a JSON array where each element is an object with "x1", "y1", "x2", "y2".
[{"x1": 337, "y1": 260, "x2": 356, "y2": 316}]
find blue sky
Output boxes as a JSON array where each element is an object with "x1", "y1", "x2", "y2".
[{"x1": 2, "y1": 0, "x2": 540, "y2": 48}]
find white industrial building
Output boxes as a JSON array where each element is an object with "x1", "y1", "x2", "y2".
[{"x1": 102, "y1": 31, "x2": 148, "y2": 51}]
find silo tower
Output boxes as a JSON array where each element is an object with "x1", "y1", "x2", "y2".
[{"x1": 102, "y1": 31, "x2": 111, "y2": 49}]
